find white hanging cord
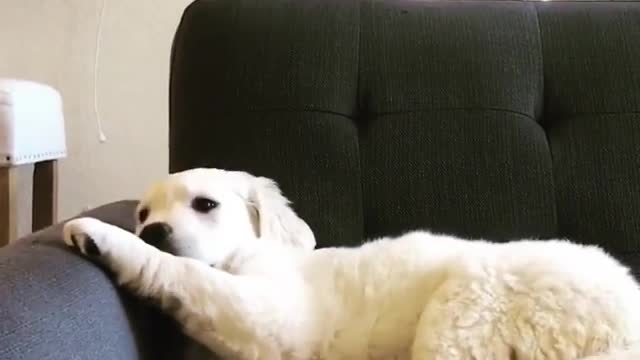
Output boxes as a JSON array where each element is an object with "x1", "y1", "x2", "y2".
[{"x1": 94, "y1": 0, "x2": 107, "y2": 143}]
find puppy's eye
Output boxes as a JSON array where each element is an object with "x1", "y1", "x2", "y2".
[
  {"x1": 191, "y1": 197, "x2": 218, "y2": 213},
  {"x1": 138, "y1": 208, "x2": 149, "y2": 223}
]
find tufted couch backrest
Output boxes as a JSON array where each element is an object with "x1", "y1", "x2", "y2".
[{"x1": 169, "y1": 0, "x2": 640, "y2": 270}]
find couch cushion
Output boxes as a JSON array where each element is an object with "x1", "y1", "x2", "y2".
[
  {"x1": 170, "y1": 0, "x2": 364, "y2": 246},
  {"x1": 0, "y1": 201, "x2": 191, "y2": 360},
  {"x1": 169, "y1": 0, "x2": 640, "y2": 274},
  {"x1": 358, "y1": 1, "x2": 555, "y2": 240},
  {"x1": 538, "y1": 3, "x2": 640, "y2": 256}
]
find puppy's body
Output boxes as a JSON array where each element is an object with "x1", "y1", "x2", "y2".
[
  {"x1": 303, "y1": 235, "x2": 640, "y2": 359},
  {"x1": 63, "y1": 168, "x2": 640, "y2": 360}
]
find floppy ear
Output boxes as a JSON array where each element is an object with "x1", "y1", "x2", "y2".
[{"x1": 248, "y1": 176, "x2": 316, "y2": 250}]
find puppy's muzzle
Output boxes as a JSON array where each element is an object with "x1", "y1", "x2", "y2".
[{"x1": 139, "y1": 222, "x2": 173, "y2": 251}]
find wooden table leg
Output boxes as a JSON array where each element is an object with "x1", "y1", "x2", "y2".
[
  {"x1": 32, "y1": 160, "x2": 58, "y2": 232},
  {"x1": 0, "y1": 166, "x2": 18, "y2": 246}
]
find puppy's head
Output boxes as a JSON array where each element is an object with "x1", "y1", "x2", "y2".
[{"x1": 135, "y1": 168, "x2": 315, "y2": 266}]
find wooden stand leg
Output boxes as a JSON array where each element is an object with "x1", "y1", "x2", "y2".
[
  {"x1": 32, "y1": 160, "x2": 58, "y2": 232},
  {"x1": 0, "y1": 166, "x2": 18, "y2": 246}
]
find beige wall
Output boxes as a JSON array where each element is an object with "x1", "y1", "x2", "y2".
[{"x1": 0, "y1": 0, "x2": 193, "y2": 235}]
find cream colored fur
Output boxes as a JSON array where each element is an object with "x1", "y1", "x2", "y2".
[{"x1": 62, "y1": 168, "x2": 640, "y2": 360}]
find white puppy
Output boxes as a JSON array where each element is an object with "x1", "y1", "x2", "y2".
[{"x1": 63, "y1": 168, "x2": 640, "y2": 360}]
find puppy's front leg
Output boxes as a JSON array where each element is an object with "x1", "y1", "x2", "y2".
[
  {"x1": 63, "y1": 217, "x2": 282, "y2": 360},
  {"x1": 63, "y1": 217, "x2": 176, "y2": 291}
]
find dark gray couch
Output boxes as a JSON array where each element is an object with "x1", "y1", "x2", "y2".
[{"x1": 2, "y1": 1, "x2": 640, "y2": 359}]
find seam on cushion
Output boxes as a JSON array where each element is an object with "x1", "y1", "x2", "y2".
[
  {"x1": 356, "y1": 0, "x2": 365, "y2": 240},
  {"x1": 370, "y1": 107, "x2": 536, "y2": 121},
  {"x1": 355, "y1": 1, "x2": 363, "y2": 115},
  {"x1": 188, "y1": 107, "x2": 640, "y2": 123},
  {"x1": 531, "y1": 2, "x2": 545, "y2": 124},
  {"x1": 562, "y1": 110, "x2": 640, "y2": 117},
  {"x1": 618, "y1": 251, "x2": 640, "y2": 255},
  {"x1": 533, "y1": 2, "x2": 560, "y2": 238},
  {"x1": 216, "y1": 108, "x2": 356, "y2": 120}
]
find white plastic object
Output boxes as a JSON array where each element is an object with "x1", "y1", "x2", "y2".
[{"x1": 0, "y1": 78, "x2": 67, "y2": 166}]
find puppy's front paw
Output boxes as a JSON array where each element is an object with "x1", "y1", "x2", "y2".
[{"x1": 63, "y1": 218, "x2": 108, "y2": 257}]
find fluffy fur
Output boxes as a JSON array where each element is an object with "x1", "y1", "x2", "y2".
[{"x1": 63, "y1": 168, "x2": 640, "y2": 360}]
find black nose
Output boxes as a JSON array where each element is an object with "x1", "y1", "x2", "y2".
[{"x1": 139, "y1": 223, "x2": 173, "y2": 245}]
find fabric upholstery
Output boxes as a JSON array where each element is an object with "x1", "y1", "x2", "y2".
[
  {"x1": 170, "y1": 0, "x2": 640, "y2": 277},
  {"x1": 0, "y1": 201, "x2": 190, "y2": 360}
]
